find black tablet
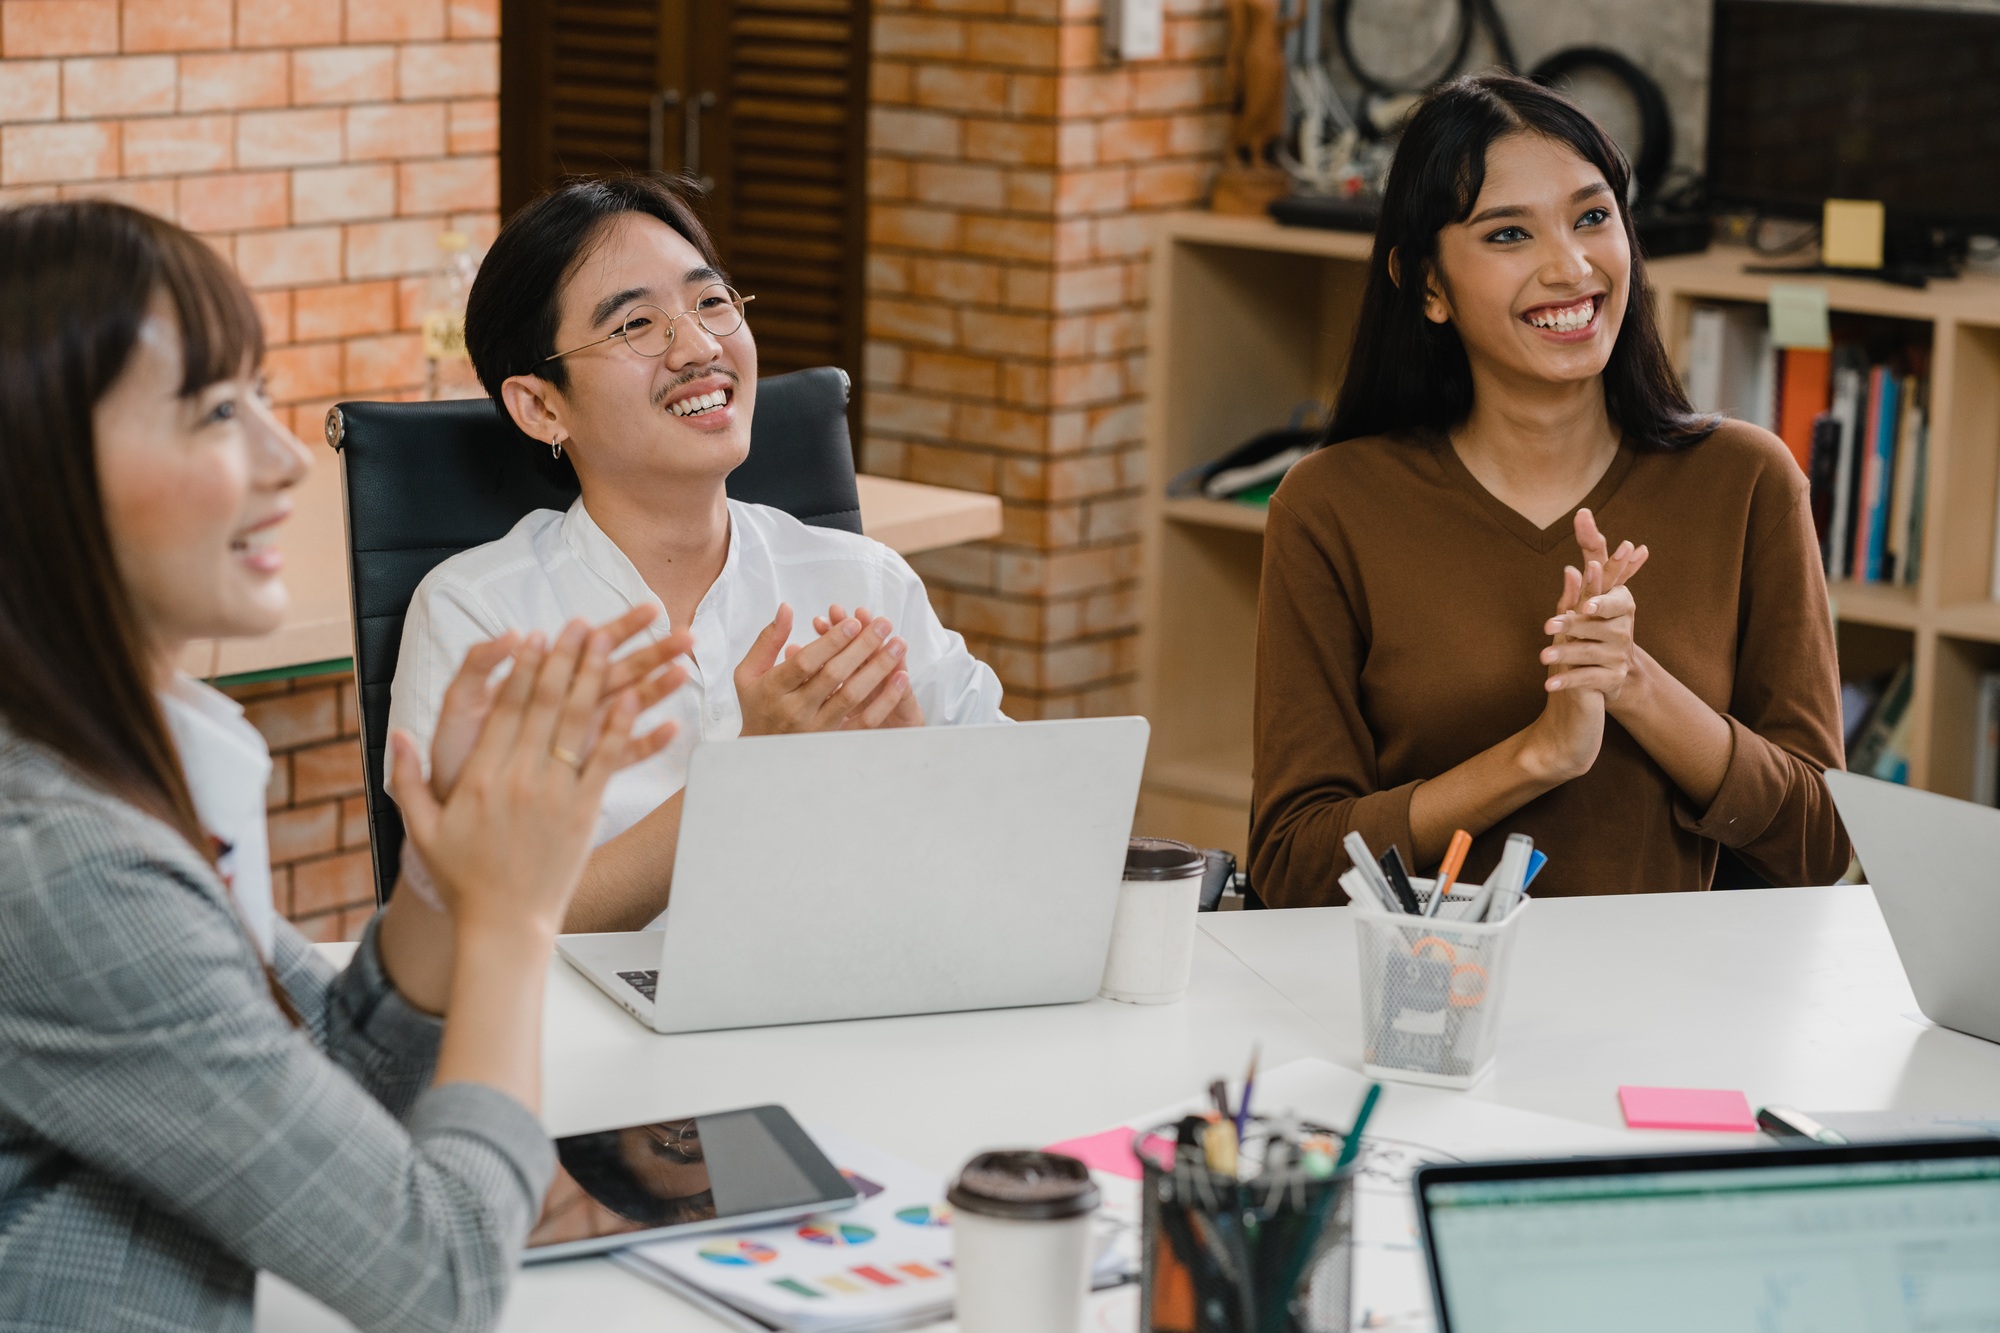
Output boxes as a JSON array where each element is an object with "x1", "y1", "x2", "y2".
[{"x1": 526, "y1": 1104, "x2": 857, "y2": 1262}]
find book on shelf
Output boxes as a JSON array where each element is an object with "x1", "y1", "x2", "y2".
[
  {"x1": 1683, "y1": 303, "x2": 1929, "y2": 588},
  {"x1": 1847, "y1": 660, "x2": 1913, "y2": 783},
  {"x1": 1974, "y1": 674, "x2": 2000, "y2": 808}
]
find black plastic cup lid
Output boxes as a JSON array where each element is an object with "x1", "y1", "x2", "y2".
[
  {"x1": 946, "y1": 1150, "x2": 1100, "y2": 1220},
  {"x1": 1124, "y1": 836, "x2": 1206, "y2": 881}
]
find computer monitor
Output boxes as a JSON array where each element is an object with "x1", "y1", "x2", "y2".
[
  {"x1": 1415, "y1": 1139, "x2": 2000, "y2": 1332},
  {"x1": 1707, "y1": 0, "x2": 2000, "y2": 234}
]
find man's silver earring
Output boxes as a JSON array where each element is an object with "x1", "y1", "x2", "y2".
[{"x1": 550, "y1": 438, "x2": 565, "y2": 460}]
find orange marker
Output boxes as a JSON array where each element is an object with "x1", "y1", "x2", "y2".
[{"x1": 1430, "y1": 830, "x2": 1473, "y2": 917}]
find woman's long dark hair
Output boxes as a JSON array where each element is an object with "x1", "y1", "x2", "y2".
[
  {"x1": 1326, "y1": 74, "x2": 1715, "y2": 452},
  {"x1": 0, "y1": 201, "x2": 299, "y2": 1018}
]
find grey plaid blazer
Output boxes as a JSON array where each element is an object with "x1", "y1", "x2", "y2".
[{"x1": 0, "y1": 727, "x2": 555, "y2": 1332}]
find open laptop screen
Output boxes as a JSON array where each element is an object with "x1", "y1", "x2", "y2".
[{"x1": 1417, "y1": 1145, "x2": 2000, "y2": 1332}]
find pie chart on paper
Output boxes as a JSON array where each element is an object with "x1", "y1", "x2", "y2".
[
  {"x1": 698, "y1": 1239, "x2": 779, "y2": 1266},
  {"x1": 797, "y1": 1221, "x2": 875, "y2": 1246},
  {"x1": 895, "y1": 1204, "x2": 951, "y2": 1228}
]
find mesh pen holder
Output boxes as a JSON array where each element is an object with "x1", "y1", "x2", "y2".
[
  {"x1": 1137, "y1": 1118, "x2": 1355, "y2": 1333},
  {"x1": 1354, "y1": 880, "x2": 1530, "y2": 1089}
]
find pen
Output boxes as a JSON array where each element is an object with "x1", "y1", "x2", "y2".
[
  {"x1": 1344, "y1": 832, "x2": 1408, "y2": 914},
  {"x1": 1524, "y1": 849, "x2": 1548, "y2": 888},
  {"x1": 1758, "y1": 1105, "x2": 1848, "y2": 1145},
  {"x1": 1378, "y1": 847, "x2": 1424, "y2": 915},
  {"x1": 1334, "y1": 1082, "x2": 1383, "y2": 1173},
  {"x1": 1202, "y1": 1116, "x2": 1239, "y2": 1175},
  {"x1": 1235, "y1": 1043, "x2": 1260, "y2": 1141},
  {"x1": 1467, "y1": 833, "x2": 1532, "y2": 923},
  {"x1": 1429, "y1": 830, "x2": 1472, "y2": 916}
]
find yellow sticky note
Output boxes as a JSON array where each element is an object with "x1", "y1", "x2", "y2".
[
  {"x1": 1768, "y1": 283, "x2": 1832, "y2": 350},
  {"x1": 1823, "y1": 199, "x2": 1886, "y2": 270}
]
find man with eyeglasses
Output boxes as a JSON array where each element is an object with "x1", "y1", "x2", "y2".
[{"x1": 386, "y1": 176, "x2": 1005, "y2": 933}]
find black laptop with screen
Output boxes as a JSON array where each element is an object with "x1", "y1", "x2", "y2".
[{"x1": 1414, "y1": 1137, "x2": 2000, "y2": 1332}]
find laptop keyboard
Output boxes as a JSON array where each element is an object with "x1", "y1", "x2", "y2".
[{"x1": 617, "y1": 970, "x2": 659, "y2": 1002}]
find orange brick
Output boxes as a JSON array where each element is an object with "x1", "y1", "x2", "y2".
[
  {"x1": 338, "y1": 678, "x2": 359, "y2": 735},
  {"x1": 1057, "y1": 121, "x2": 1097, "y2": 167},
  {"x1": 348, "y1": 0, "x2": 445, "y2": 42},
  {"x1": 235, "y1": 226, "x2": 342, "y2": 287},
  {"x1": 1167, "y1": 111, "x2": 1226, "y2": 157},
  {"x1": 266, "y1": 753, "x2": 292, "y2": 809},
  {"x1": 956, "y1": 401, "x2": 1049, "y2": 452},
  {"x1": 250, "y1": 287, "x2": 291, "y2": 342},
  {"x1": 960, "y1": 309, "x2": 1050, "y2": 358},
  {"x1": 235, "y1": 0, "x2": 340, "y2": 47},
  {"x1": 907, "y1": 348, "x2": 999, "y2": 397},
  {"x1": 869, "y1": 204, "x2": 960, "y2": 251},
  {"x1": 868, "y1": 157, "x2": 909, "y2": 201},
  {"x1": 120, "y1": 113, "x2": 231, "y2": 175},
  {"x1": 1, "y1": 121, "x2": 116, "y2": 185},
  {"x1": 963, "y1": 119, "x2": 1057, "y2": 166},
  {"x1": 292, "y1": 162, "x2": 396, "y2": 224},
  {"x1": 291, "y1": 907, "x2": 344, "y2": 942},
  {"x1": 60, "y1": 55, "x2": 174, "y2": 117},
  {"x1": 863, "y1": 338, "x2": 907, "y2": 385},
  {"x1": 867, "y1": 296, "x2": 956, "y2": 346},
  {"x1": 865, "y1": 389, "x2": 952, "y2": 437},
  {"x1": 57, "y1": 176, "x2": 177, "y2": 219},
  {"x1": 1132, "y1": 65, "x2": 1217, "y2": 112},
  {"x1": 397, "y1": 155, "x2": 494, "y2": 214},
  {"x1": 292, "y1": 44, "x2": 395, "y2": 104},
  {"x1": 966, "y1": 19, "x2": 1059, "y2": 68},
  {"x1": 447, "y1": 0, "x2": 498, "y2": 38},
  {"x1": 0, "y1": 59, "x2": 56, "y2": 119},
  {"x1": 292, "y1": 736, "x2": 365, "y2": 802},
  {"x1": 177, "y1": 171, "x2": 288, "y2": 232},
  {"x1": 962, "y1": 214, "x2": 1053, "y2": 262},
  {"x1": 1008, "y1": 72, "x2": 1058, "y2": 117},
  {"x1": 1164, "y1": 13, "x2": 1227, "y2": 59},
  {"x1": 290, "y1": 848, "x2": 373, "y2": 916},
  {"x1": 1130, "y1": 159, "x2": 1210, "y2": 208},
  {"x1": 244, "y1": 685, "x2": 340, "y2": 749},
  {"x1": 872, "y1": 59, "x2": 912, "y2": 104},
  {"x1": 909, "y1": 256, "x2": 1001, "y2": 305},
  {"x1": 1005, "y1": 167, "x2": 1054, "y2": 212},
  {"x1": 907, "y1": 441, "x2": 998, "y2": 493},
  {"x1": 344, "y1": 217, "x2": 438, "y2": 279},
  {"x1": 1, "y1": 0, "x2": 116, "y2": 56},
  {"x1": 346, "y1": 101, "x2": 445, "y2": 160},
  {"x1": 339, "y1": 794, "x2": 371, "y2": 848},
  {"x1": 343, "y1": 331, "x2": 424, "y2": 392},
  {"x1": 269, "y1": 801, "x2": 339, "y2": 863},
  {"x1": 1060, "y1": 69, "x2": 1130, "y2": 117},
  {"x1": 870, "y1": 106, "x2": 961, "y2": 157},
  {"x1": 447, "y1": 96, "x2": 496, "y2": 153},
  {"x1": 910, "y1": 161, "x2": 1003, "y2": 210},
  {"x1": 237, "y1": 107, "x2": 344, "y2": 168},
  {"x1": 1002, "y1": 360, "x2": 1049, "y2": 406},
  {"x1": 450, "y1": 209, "x2": 497, "y2": 250},
  {"x1": 397, "y1": 40, "x2": 496, "y2": 99},
  {"x1": 874, "y1": 13, "x2": 966, "y2": 58},
  {"x1": 1097, "y1": 116, "x2": 1171, "y2": 162},
  {"x1": 1003, "y1": 265, "x2": 1053, "y2": 311},
  {"x1": 122, "y1": 0, "x2": 232, "y2": 52},
  {"x1": 179, "y1": 50, "x2": 288, "y2": 111},
  {"x1": 912, "y1": 64, "x2": 1005, "y2": 113},
  {"x1": 264, "y1": 342, "x2": 343, "y2": 400}
]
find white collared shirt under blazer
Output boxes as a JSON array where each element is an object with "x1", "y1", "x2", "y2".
[{"x1": 387, "y1": 498, "x2": 1008, "y2": 870}]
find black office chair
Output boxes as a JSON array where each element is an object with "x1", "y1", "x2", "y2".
[{"x1": 327, "y1": 366, "x2": 861, "y2": 904}]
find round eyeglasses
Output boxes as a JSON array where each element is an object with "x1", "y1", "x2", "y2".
[{"x1": 542, "y1": 284, "x2": 754, "y2": 366}]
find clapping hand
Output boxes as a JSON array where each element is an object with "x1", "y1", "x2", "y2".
[
  {"x1": 1541, "y1": 508, "x2": 1646, "y2": 703},
  {"x1": 734, "y1": 602, "x2": 915, "y2": 734},
  {"x1": 800, "y1": 605, "x2": 924, "y2": 728}
]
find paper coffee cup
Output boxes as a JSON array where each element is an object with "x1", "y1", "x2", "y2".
[
  {"x1": 1100, "y1": 837, "x2": 1205, "y2": 1004},
  {"x1": 948, "y1": 1151, "x2": 1099, "y2": 1333}
]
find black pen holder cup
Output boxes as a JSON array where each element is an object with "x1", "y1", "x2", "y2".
[{"x1": 1136, "y1": 1119, "x2": 1355, "y2": 1333}]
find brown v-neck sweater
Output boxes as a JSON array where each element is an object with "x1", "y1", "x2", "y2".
[{"x1": 1250, "y1": 421, "x2": 1850, "y2": 906}]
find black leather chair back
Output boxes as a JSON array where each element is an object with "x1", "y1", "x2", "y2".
[{"x1": 328, "y1": 366, "x2": 859, "y2": 902}]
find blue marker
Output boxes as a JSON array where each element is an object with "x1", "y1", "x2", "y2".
[{"x1": 1524, "y1": 849, "x2": 1548, "y2": 887}]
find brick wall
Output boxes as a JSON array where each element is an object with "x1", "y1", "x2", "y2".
[
  {"x1": 862, "y1": 0, "x2": 1227, "y2": 719},
  {"x1": 0, "y1": 0, "x2": 500, "y2": 936}
]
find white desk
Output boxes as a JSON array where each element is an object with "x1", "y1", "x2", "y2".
[{"x1": 260, "y1": 886, "x2": 2000, "y2": 1330}]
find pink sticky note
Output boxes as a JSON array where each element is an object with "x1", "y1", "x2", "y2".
[
  {"x1": 1043, "y1": 1127, "x2": 1143, "y2": 1179},
  {"x1": 1619, "y1": 1085, "x2": 1759, "y2": 1133}
]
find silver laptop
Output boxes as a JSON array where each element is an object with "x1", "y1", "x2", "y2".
[
  {"x1": 556, "y1": 718, "x2": 1149, "y2": 1033},
  {"x1": 1414, "y1": 1137, "x2": 2000, "y2": 1331},
  {"x1": 1825, "y1": 769, "x2": 2000, "y2": 1044}
]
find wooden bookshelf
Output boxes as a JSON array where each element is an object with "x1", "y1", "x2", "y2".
[{"x1": 1134, "y1": 211, "x2": 2000, "y2": 860}]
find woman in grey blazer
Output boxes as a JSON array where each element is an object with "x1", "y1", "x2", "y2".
[{"x1": 0, "y1": 205, "x2": 691, "y2": 1331}]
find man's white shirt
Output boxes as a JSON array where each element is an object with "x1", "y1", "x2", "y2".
[{"x1": 387, "y1": 496, "x2": 1007, "y2": 892}]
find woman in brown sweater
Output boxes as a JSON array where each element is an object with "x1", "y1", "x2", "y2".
[{"x1": 1251, "y1": 74, "x2": 1850, "y2": 906}]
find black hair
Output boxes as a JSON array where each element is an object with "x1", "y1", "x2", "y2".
[
  {"x1": 1325, "y1": 73, "x2": 1716, "y2": 452},
  {"x1": 556, "y1": 1130, "x2": 716, "y2": 1227},
  {"x1": 464, "y1": 174, "x2": 723, "y2": 403}
]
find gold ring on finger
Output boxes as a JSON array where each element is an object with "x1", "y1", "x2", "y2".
[{"x1": 551, "y1": 745, "x2": 584, "y2": 770}]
